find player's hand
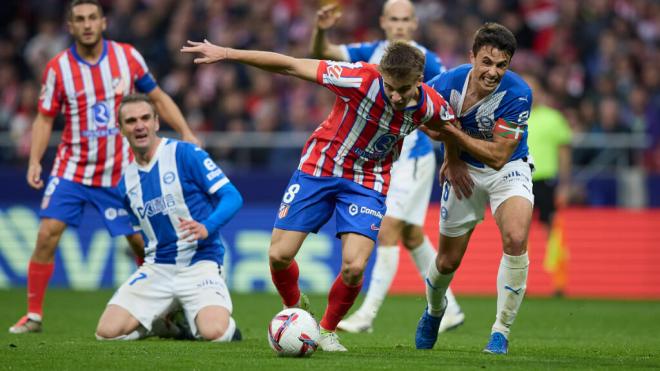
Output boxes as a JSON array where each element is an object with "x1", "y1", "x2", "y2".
[
  {"x1": 439, "y1": 158, "x2": 473, "y2": 200},
  {"x1": 181, "y1": 39, "x2": 228, "y2": 64},
  {"x1": 182, "y1": 132, "x2": 203, "y2": 148},
  {"x1": 178, "y1": 217, "x2": 209, "y2": 242},
  {"x1": 316, "y1": 3, "x2": 342, "y2": 30},
  {"x1": 27, "y1": 162, "x2": 44, "y2": 190}
]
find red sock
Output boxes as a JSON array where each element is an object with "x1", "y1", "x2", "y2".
[
  {"x1": 27, "y1": 261, "x2": 55, "y2": 317},
  {"x1": 320, "y1": 275, "x2": 363, "y2": 331},
  {"x1": 270, "y1": 260, "x2": 300, "y2": 307}
]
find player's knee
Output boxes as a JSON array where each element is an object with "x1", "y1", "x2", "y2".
[
  {"x1": 436, "y1": 254, "x2": 460, "y2": 274},
  {"x1": 198, "y1": 324, "x2": 226, "y2": 341},
  {"x1": 268, "y1": 249, "x2": 294, "y2": 269},
  {"x1": 401, "y1": 234, "x2": 423, "y2": 250},
  {"x1": 501, "y1": 231, "x2": 528, "y2": 255},
  {"x1": 341, "y1": 263, "x2": 365, "y2": 284},
  {"x1": 36, "y1": 224, "x2": 63, "y2": 247},
  {"x1": 95, "y1": 324, "x2": 124, "y2": 340},
  {"x1": 200, "y1": 329, "x2": 225, "y2": 341}
]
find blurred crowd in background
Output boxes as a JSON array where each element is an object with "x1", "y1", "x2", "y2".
[{"x1": 0, "y1": 0, "x2": 658, "y2": 173}]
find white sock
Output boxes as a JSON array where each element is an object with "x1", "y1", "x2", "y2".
[
  {"x1": 425, "y1": 258, "x2": 453, "y2": 317},
  {"x1": 444, "y1": 287, "x2": 462, "y2": 315},
  {"x1": 212, "y1": 317, "x2": 237, "y2": 342},
  {"x1": 492, "y1": 253, "x2": 529, "y2": 338},
  {"x1": 96, "y1": 327, "x2": 147, "y2": 341},
  {"x1": 356, "y1": 246, "x2": 399, "y2": 320},
  {"x1": 409, "y1": 236, "x2": 436, "y2": 280}
]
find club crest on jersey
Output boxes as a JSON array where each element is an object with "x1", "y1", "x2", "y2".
[
  {"x1": 112, "y1": 76, "x2": 127, "y2": 95},
  {"x1": 278, "y1": 203, "x2": 290, "y2": 219},
  {"x1": 162, "y1": 171, "x2": 176, "y2": 184},
  {"x1": 477, "y1": 115, "x2": 495, "y2": 133}
]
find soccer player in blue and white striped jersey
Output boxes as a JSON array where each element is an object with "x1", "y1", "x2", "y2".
[{"x1": 95, "y1": 94, "x2": 243, "y2": 342}]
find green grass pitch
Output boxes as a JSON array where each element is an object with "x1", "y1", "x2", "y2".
[{"x1": 1, "y1": 289, "x2": 659, "y2": 370}]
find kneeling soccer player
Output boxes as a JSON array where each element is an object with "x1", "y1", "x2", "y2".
[{"x1": 95, "y1": 94, "x2": 243, "y2": 342}]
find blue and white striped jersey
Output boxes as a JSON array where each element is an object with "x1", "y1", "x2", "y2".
[
  {"x1": 428, "y1": 64, "x2": 532, "y2": 168},
  {"x1": 117, "y1": 138, "x2": 232, "y2": 266},
  {"x1": 340, "y1": 40, "x2": 446, "y2": 159}
]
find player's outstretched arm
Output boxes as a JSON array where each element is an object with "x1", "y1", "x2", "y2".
[
  {"x1": 26, "y1": 112, "x2": 55, "y2": 190},
  {"x1": 310, "y1": 3, "x2": 346, "y2": 60},
  {"x1": 181, "y1": 40, "x2": 320, "y2": 83}
]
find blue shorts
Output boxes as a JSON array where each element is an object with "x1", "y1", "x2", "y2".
[
  {"x1": 273, "y1": 170, "x2": 387, "y2": 241},
  {"x1": 39, "y1": 176, "x2": 135, "y2": 237}
]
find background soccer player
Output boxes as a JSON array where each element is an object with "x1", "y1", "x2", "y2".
[
  {"x1": 416, "y1": 23, "x2": 534, "y2": 355},
  {"x1": 182, "y1": 39, "x2": 456, "y2": 351},
  {"x1": 524, "y1": 73, "x2": 573, "y2": 297},
  {"x1": 310, "y1": 0, "x2": 464, "y2": 334},
  {"x1": 9, "y1": 0, "x2": 200, "y2": 334},
  {"x1": 95, "y1": 94, "x2": 242, "y2": 342}
]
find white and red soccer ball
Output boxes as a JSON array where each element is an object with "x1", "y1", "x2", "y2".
[{"x1": 268, "y1": 308, "x2": 320, "y2": 357}]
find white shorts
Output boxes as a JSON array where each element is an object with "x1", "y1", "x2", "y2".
[
  {"x1": 439, "y1": 159, "x2": 534, "y2": 237},
  {"x1": 108, "y1": 260, "x2": 232, "y2": 336},
  {"x1": 385, "y1": 152, "x2": 436, "y2": 226}
]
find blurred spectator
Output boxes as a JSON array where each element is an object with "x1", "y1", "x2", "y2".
[
  {"x1": 9, "y1": 82, "x2": 39, "y2": 160},
  {"x1": 0, "y1": 0, "x2": 656, "y2": 184},
  {"x1": 23, "y1": 19, "x2": 68, "y2": 79}
]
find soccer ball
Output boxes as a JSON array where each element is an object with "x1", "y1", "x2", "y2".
[{"x1": 267, "y1": 308, "x2": 320, "y2": 357}]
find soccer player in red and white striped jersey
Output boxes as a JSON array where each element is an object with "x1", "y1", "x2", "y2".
[
  {"x1": 9, "y1": 0, "x2": 199, "y2": 334},
  {"x1": 182, "y1": 39, "x2": 455, "y2": 351}
]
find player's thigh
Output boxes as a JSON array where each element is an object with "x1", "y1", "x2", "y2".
[
  {"x1": 335, "y1": 180, "x2": 387, "y2": 243},
  {"x1": 273, "y1": 170, "x2": 336, "y2": 233},
  {"x1": 38, "y1": 177, "x2": 87, "y2": 227},
  {"x1": 176, "y1": 261, "x2": 233, "y2": 337},
  {"x1": 269, "y1": 228, "x2": 308, "y2": 264},
  {"x1": 87, "y1": 185, "x2": 136, "y2": 237},
  {"x1": 385, "y1": 153, "x2": 435, "y2": 226},
  {"x1": 439, "y1": 167, "x2": 488, "y2": 238},
  {"x1": 489, "y1": 160, "x2": 534, "y2": 253},
  {"x1": 376, "y1": 215, "x2": 406, "y2": 245},
  {"x1": 108, "y1": 264, "x2": 175, "y2": 331}
]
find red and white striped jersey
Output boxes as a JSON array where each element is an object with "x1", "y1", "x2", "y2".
[
  {"x1": 298, "y1": 61, "x2": 454, "y2": 194},
  {"x1": 38, "y1": 40, "x2": 157, "y2": 187}
]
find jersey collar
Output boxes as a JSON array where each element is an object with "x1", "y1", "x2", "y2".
[
  {"x1": 378, "y1": 77, "x2": 426, "y2": 112},
  {"x1": 70, "y1": 39, "x2": 108, "y2": 67},
  {"x1": 457, "y1": 67, "x2": 502, "y2": 117},
  {"x1": 136, "y1": 138, "x2": 167, "y2": 172}
]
